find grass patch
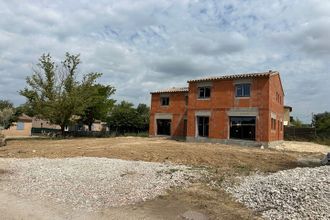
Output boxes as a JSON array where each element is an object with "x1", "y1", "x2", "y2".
[
  {"x1": 314, "y1": 137, "x2": 330, "y2": 146},
  {"x1": 233, "y1": 164, "x2": 253, "y2": 175}
]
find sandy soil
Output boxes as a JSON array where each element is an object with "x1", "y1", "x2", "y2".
[
  {"x1": 0, "y1": 137, "x2": 323, "y2": 219},
  {"x1": 0, "y1": 137, "x2": 314, "y2": 173},
  {"x1": 0, "y1": 190, "x2": 210, "y2": 220},
  {"x1": 273, "y1": 141, "x2": 330, "y2": 154}
]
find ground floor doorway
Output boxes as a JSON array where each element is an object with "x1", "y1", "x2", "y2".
[
  {"x1": 156, "y1": 119, "x2": 171, "y2": 135},
  {"x1": 229, "y1": 116, "x2": 256, "y2": 140},
  {"x1": 197, "y1": 116, "x2": 209, "y2": 137}
]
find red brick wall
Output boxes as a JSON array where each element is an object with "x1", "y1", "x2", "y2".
[
  {"x1": 187, "y1": 77, "x2": 272, "y2": 142},
  {"x1": 149, "y1": 92, "x2": 187, "y2": 137},
  {"x1": 269, "y1": 74, "x2": 285, "y2": 141},
  {"x1": 150, "y1": 74, "x2": 284, "y2": 143}
]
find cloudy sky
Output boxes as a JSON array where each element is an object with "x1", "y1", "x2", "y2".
[{"x1": 0, "y1": 0, "x2": 329, "y2": 122}]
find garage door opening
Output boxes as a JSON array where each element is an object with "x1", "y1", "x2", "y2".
[
  {"x1": 156, "y1": 119, "x2": 171, "y2": 136},
  {"x1": 230, "y1": 116, "x2": 256, "y2": 140}
]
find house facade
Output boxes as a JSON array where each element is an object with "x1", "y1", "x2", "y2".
[
  {"x1": 149, "y1": 71, "x2": 284, "y2": 146},
  {"x1": 1, "y1": 114, "x2": 33, "y2": 137}
]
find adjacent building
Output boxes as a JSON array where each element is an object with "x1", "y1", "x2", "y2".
[
  {"x1": 1, "y1": 114, "x2": 33, "y2": 137},
  {"x1": 283, "y1": 105, "x2": 293, "y2": 126},
  {"x1": 149, "y1": 71, "x2": 284, "y2": 146}
]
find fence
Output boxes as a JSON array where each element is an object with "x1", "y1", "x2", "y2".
[
  {"x1": 284, "y1": 127, "x2": 317, "y2": 141},
  {"x1": 31, "y1": 127, "x2": 61, "y2": 136},
  {"x1": 31, "y1": 127, "x2": 148, "y2": 138}
]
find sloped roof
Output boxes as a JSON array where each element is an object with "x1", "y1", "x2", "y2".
[
  {"x1": 284, "y1": 105, "x2": 292, "y2": 112},
  {"x1": 150, "y1": 87, "x2": 188, "y2": 94},
  {"x1": 18, "y1": 114, "x2": 32, "y2": 122},
  {"x1": 187, "y1": 71, "x2": 278, "y2": 83}
]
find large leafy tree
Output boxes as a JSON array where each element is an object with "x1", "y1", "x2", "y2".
[
  {"x1": 136, "y1": 103, "x2": 150, "y2": 131},
  {"x1": 107, "y1": 101, "x2": 139, "y2": 134},
  {"x1": 20, "y1": 53, "x2": 104, "y2": 134},
  {"x1": 107, "y1": 101, "x2": 150, "y2": 134},
  {"x1": 79, "y1": 84, "x2": 116, "y2": 131},
  {"x1": 312, "y1": 112, "x2": 330, "y2": 136}
]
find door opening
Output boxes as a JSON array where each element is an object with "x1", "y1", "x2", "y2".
[
  {"x1": 156, "y1": 119, "x2": 171, "y2": 135},
  {"x1": 197, "y1": 116, "x2": 209, "y2": 137},
  {"x1": 230, "y1": 116, "x2": 256, "y2": 140}
]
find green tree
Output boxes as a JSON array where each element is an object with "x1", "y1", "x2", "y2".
[
  {"x1": 0, "y1": 100, "x2": 14, "y2": 129},
  {"x1": 136, "y1": 103, "x2": 150, "y2": 131},
  {"x1": 0, "y1": 100, "x2": 13, "y2": 110},
  {"x1": 20, "y1": 53, "x2": 103, "y2": 135},
  {"x1": 0, "y1": 108, "x2": 14, "y2": 130},
  {"x1": 107, "y1": 101, "x2": 139, "y2": 134},
  {"x1": 15, "y1": 103, "x2": 37, "y2": 117},
  {"x1": 312, "y1": 112, "x2": 330, "y2": 136},
  {"x1": 107, "y1": 102, "x2": 150, "y2": 135},
  {"x1": 291, "y1": 117, "x2": 304, "y2": 127},
  {"x1": 79, "y1": 84, "x2": 116, "y2": 131}
]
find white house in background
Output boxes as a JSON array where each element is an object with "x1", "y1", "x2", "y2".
[{"x1": 283, "y1": 105, "x2": 292, "y2": 126}]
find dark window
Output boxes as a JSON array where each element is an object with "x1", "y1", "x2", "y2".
[
  {"x1": 157, "y1": 119, "x2": 171, "y2": 135},
  {"x1": 198, "y1": 87, "x2": 211, "y2": 99},
  {"x1": 271, "y1": 118, "x2": 276, "y2": 130},
  {"x1": 235, "y1": 84, "x2": 251, "y2": 97},
  {"x1": 230, "y1": 116, "x2": 256, "y2": 140},
  {"x1": 197, "y1": 116, "x2": 209, "y2": 137},
  {"x1": 185, "y1": 95, "x2": 188, "y2": 105},
  {"x1": 160, "y1": 97, "x2": 169, "y2": 106}
]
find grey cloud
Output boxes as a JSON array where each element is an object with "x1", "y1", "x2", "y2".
[
  {"x1": 150, "y1": 56, "x2": 225, "y2": 77},
  {"x1": 296, "y1": 19, "x2": 330, "y2": 55},
  {"x1": 189, "y1": 32, "x2": 248, "y2": 55},
  {"x1": 0, "y1": 0, "x2": 329, "y2": 123}
]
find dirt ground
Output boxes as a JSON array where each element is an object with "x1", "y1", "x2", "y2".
[
  {"x1": 271, "y1": 141, "x2": 330, "y2": 154},
  {"x1": 0, "y1": 137, "x2": 324, "y2": 219}
]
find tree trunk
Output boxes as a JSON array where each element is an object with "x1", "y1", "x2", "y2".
[{"x1": 60, "y1": 125, "x2": 65, "y2": 136}]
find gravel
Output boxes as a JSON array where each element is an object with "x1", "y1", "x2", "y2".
[
  {"x1": 0, "y1": 157, "x2": 200, "y2": 211},
  {"x1": 226, "y1": 166, "x2": 330, "y2": 220}
]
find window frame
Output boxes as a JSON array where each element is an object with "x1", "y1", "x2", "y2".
[
  {"x1": 235, "y1": 83, "x2": 251, "y2": 98},
  {"x1": 160, "y1": 96, "x2": 170, "y2": 106},
  {"x1": 198, "y1": 86, "x2": 211, "y2": 99},
  {"x1": 16, "y1": 122, "x2": 24, "y2": 130}
]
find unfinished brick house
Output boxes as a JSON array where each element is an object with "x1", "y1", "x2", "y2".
[{"x1": 149, "y1": 71, "x2": 284, "y2": 146}]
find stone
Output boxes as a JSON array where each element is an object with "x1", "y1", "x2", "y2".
[{"x1": 320, "y1": 153, "x2": 330, "y2": 165}]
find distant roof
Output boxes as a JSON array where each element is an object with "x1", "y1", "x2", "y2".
[
  {"x1": 284, "y1": 105, "x2": 292, "y2": 112},
  {"x1": 188, "y1": 71, "x2": 279, "y2": 83},
  {"x1": 150, "y1": 87, "x2": 188, "y2": 94},
  {"x1": 18, "y1": 114, "x2": 32, "y2": 122}
]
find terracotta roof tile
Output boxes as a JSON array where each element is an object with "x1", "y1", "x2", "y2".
[
  {"x1": 187, "y1": 71, "x2": 278, "y2": 83},
  {"x1": 151, "y1": 87, "x2": 188, "y2": 94},
  {"x1": 18, "y1": 114, "x2": 32, "y2": 122}
]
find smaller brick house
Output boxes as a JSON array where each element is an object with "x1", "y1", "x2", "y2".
[{"x1": 149, "y1": 71, "x2": 284, "y2": 146}]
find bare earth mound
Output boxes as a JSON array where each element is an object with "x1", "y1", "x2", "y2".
[{"x1": 0, "y1": 157, "x2": 200, "y2": 211}]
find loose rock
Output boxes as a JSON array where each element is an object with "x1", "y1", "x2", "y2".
[
  {"x1": 0, "y1": 157, "x2": 200, "y2": 212},
  {"x1": 226, "y1": 166, "x2": 330, "y2": 220}
]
